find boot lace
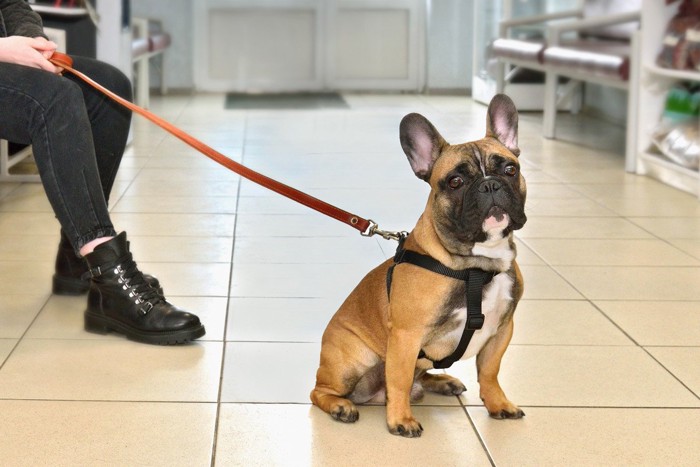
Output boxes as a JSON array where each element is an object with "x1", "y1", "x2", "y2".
[{"x1": 114, "y1": 255, "x2": 162, "y2": 315}]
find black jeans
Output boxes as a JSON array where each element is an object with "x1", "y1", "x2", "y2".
[{"x1": 0, "y1": 56, "x2": 131, "y2": 254}]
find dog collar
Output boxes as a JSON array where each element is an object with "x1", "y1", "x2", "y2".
[{"x1": 386, "y1": 235, "x2": 496, "y2": 369}]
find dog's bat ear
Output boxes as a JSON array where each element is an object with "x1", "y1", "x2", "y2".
[
  {"x1": 486, "y1": 94, "x2": 520, "y2": 157},
  {"x1": 400, "y1": 113, "x2": 448, "y2": 181}
]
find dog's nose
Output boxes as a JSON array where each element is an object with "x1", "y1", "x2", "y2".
[{"x1": 478, "y1": 178, "x2": 501, "y2": 194}]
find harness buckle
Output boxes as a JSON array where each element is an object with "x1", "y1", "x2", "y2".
[{"x1": 467, "y1": 315, "x2": 485, "y2": 330}]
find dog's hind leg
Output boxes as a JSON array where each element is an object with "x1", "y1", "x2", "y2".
[{"x1": 311, "y1": 340, "x2": 379, "y2": 423}]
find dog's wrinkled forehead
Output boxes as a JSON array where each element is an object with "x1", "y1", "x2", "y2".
[{"x1": 433, "y1": 139, "x2": 518, "y2": 179}]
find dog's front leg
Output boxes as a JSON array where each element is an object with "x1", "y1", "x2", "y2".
[
  {"x1": 385, "y1": 327, "x2": 424, "y2": 437},
  {"x1": 476, "y1": 316, "x2": 524, "y2": 419}
]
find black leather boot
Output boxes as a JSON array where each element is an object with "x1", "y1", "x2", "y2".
[
  {"x1": 83, "y1": 232, "x2": 205, "y2": 345},
  {"x1": 53, "y1": 232, "x2": 163, "y2": 296}
]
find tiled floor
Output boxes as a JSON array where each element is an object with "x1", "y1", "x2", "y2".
[{"x1": 0, "y1": 93, "x2": 699, "y2": 466}]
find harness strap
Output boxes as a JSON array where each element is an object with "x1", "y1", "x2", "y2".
[{"x1": 387, "y1": 237, "x2": 496, "y2": 369}]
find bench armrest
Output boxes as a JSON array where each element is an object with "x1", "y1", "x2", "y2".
[
  {"x1": 546, "y1": 11, "x2": 641, "y2": 45},
  {"x1": 498, "y1": 9, "x2": 583, "y2": 37}
]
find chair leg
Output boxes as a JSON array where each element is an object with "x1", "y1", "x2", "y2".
[
  {"x1": 542, "y1": 72, "x2": 557, "y2": 139},
  {"x1": 496, "y1": 62, "x2": 506, "y2": 94}
]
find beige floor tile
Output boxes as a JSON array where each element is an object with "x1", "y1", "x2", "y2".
[
  {"x1": 129, "y1": 235, "x2": 233, "y2": 263},
  {"x1": 233, "y1": 236, "x2": 385, "y2": 264},
  {"x1": 215, "y1": 404, "x2": 491, "y2": 467},
  {"x1": 0, "y1": 234, "x2": 61, "y2": 261},
  {"x1": 518, "y1": 265, "x2": 583, "y2": 300},
  {"x1": 174, "y1": 296, "x2": 228, "y2": 342},
  {"x1": 109, "y1": 212, "x2": 236, "y2": 237},
  {"x1": 598, "y1": 196, "x2": 700, "y2": 217},
  {"x1": 0, "y1": 261, "x2": 53, "y2": 295},
  {"x1": 525, "y1": 197, "x2": 617, "y2": 217},
  {"x1": 230, "y1": 262, "x2": 374, "y2": 299},
  {"x1": 597, "y1": 301, "x2": 700, "y2": 346},
  {"x1": 133, "y1": 167, "x2": 240, "y2": 183},
  {"x1": 669, "y1": 238, "x2": 700, "y2": 260},
  {"x1": 630, "y1": 216, "x2": 700, "y2": 239},
  {"x1": 517, "y1": 216, "x2": 654, "y2": 239},
  {"x1": 220, "y1": 342, "x2": 324, "y2": 404},
  {"x1": 569, "y1": 178, "x2": 691, "y2": 200},
  {"x1": 556, "y1": 266, "x2": 700, "y2": 300},
  {"x1": 226, "y1": 297, "x2": 338, "y2": 342},
  {"x1": 0, "y1": 400, "x2": 216, "y2": 466},
  {"x1": 512, "y1": 300, "x2": 632, "y2": 346},
  {"x1": 111, "y1": 195, "x2": 238, "y2": 214},
  {"x1": 143, "y1": 152, "x2": 242, "y2": 171},
  {"x1": 124, "y1": 176, "x2": 240, "y2": 197},
  {"x1": 451, "y1": 345, "x2": 699, "y2": 408},
  {"x1": 0, "y1": 183, "x2": 52, "y2": 212},
  {"x1": 0, "y1": 338, "x2": 17, "y2": 363},
  {"x1": 23, "y1": 295, "x2": 93, "y2": 340},
  {"x1": 469, "y1": 406, "x2": 700, "y2": 467},
  {"x1": 513, "y1": 239, "x2": 545, "y2": 265},
  {"x1": 524, "y1": 239, "x2": 699, "y2": 266},
  {"x1": 0, "y1": 339, "x2": 223, "y2": 401},
  {"x1": 235, "y1": 213, "x2": 355, "y2": 237},
  {"x1": 524, "y1": 183, "x2": 583, "y2": 199},
  {"x1": 0, "y1": 294, "x2": 49, "y2": 338},
  {"x1": 647, "y1": 347, "x2": 700, "y2": 396},
  {"x1": 237, "y1": 194, "x2": 335, "y2": 216},
  {"x1": 0, "y1": 212, "x2": 60, "y2": 235},
  {"x1": 141, "y1": 261, "x2": 231, "y2": 296}
]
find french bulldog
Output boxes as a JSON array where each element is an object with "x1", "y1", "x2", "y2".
[{"x1": 310, "y1": 94, "x2": 527, "y2": 437}]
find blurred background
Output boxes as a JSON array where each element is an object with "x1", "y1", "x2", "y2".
[{"x1": 31, "y1": 0, "x2": 620, "y2": 106}]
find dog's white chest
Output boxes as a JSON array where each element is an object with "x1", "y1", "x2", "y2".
[{"x1": 435, "y1": 272, "x2": 514, "y2": 361}]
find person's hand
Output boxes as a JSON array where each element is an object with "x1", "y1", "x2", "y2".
[{"x1": 0, "y1": 36, "x2": 60, "y2": 73}]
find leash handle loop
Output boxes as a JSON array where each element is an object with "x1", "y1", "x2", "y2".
[{"x1": 49, "y1": 52, "x2": 372, "y2": 235}]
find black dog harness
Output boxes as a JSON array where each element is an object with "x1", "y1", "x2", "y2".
[{"x1": 386, "y1": 236, "x2": 496, "y2": 369}]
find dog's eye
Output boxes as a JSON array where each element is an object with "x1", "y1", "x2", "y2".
[
  {"x1": 448, "y1": 176, "x2": 464, "y2": 189},
  {"x1": 503, "y1": 164, "x2": 518, "y2": 177}
]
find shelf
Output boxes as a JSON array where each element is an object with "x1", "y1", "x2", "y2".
[
  {"x1": 638, "y1": 150, "x2": 699, "y2": 195},
  {"x1": 643, "y1": 63, "x2": 700, "y2": 82}
]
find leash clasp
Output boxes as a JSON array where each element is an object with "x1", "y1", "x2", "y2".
[{"x1": 361, "y1": 219, "x2": 407, "y2": 242}]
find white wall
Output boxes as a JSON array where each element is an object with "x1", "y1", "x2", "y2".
[{"x1": 426, "y1": 0, "x2": 474, "y2": 92}]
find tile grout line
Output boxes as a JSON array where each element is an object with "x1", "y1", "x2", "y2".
[
  {"x1": 0, "y1": 294, "x2": 52, "y2": 372},
  {"x1": 458, "y1": 397, "x2": 497, "y2": 467},
  {"x1": 518, "y1": 235, "x2": 700, "y2": 403},
  {"x1": 209, "y1": 108, "x2": 248, "y2": 467}
]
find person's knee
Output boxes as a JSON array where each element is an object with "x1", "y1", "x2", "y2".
[{"x1": 101, "y1": 63, "x2": 133, "y2": 102}]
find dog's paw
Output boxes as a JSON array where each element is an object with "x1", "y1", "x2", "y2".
[
  {"x1": 330, "y1": 402, "x2": 359, "y2": 423},
  {"x1": 420, "y1": 373, "x2": 467, "y2": 396},
  {"x1": 488, "y1": 405, "x2": 525, "y2": 420},
  {"x1": 388, "y1": 417, "x2": 424, "y2": 438}
]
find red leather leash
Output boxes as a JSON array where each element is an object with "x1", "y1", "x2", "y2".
[{"x1": 49, "y1": 52, "x2": 379, "y2": 236}]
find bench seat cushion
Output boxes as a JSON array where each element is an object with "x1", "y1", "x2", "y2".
[
  {"x1": 148, "y1": 32, "x2": 171, "y2": 52},
  {"x1": 492, "y1": 38, "x2": 545, "y2": 64},
  {"x1": 132, "y1": 37, "x2": 150, "y2": 58},
  {"x1": 542, "y1": 39, "x2": 631, "y2": 80}
]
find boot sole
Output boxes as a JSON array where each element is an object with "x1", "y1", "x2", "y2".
[
  {"x1": 53, "y1": 274, "x2": 90, "y2": 295},
  {"x1": 84, "y1": 310, "x2": 206, "y2": 345}
]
